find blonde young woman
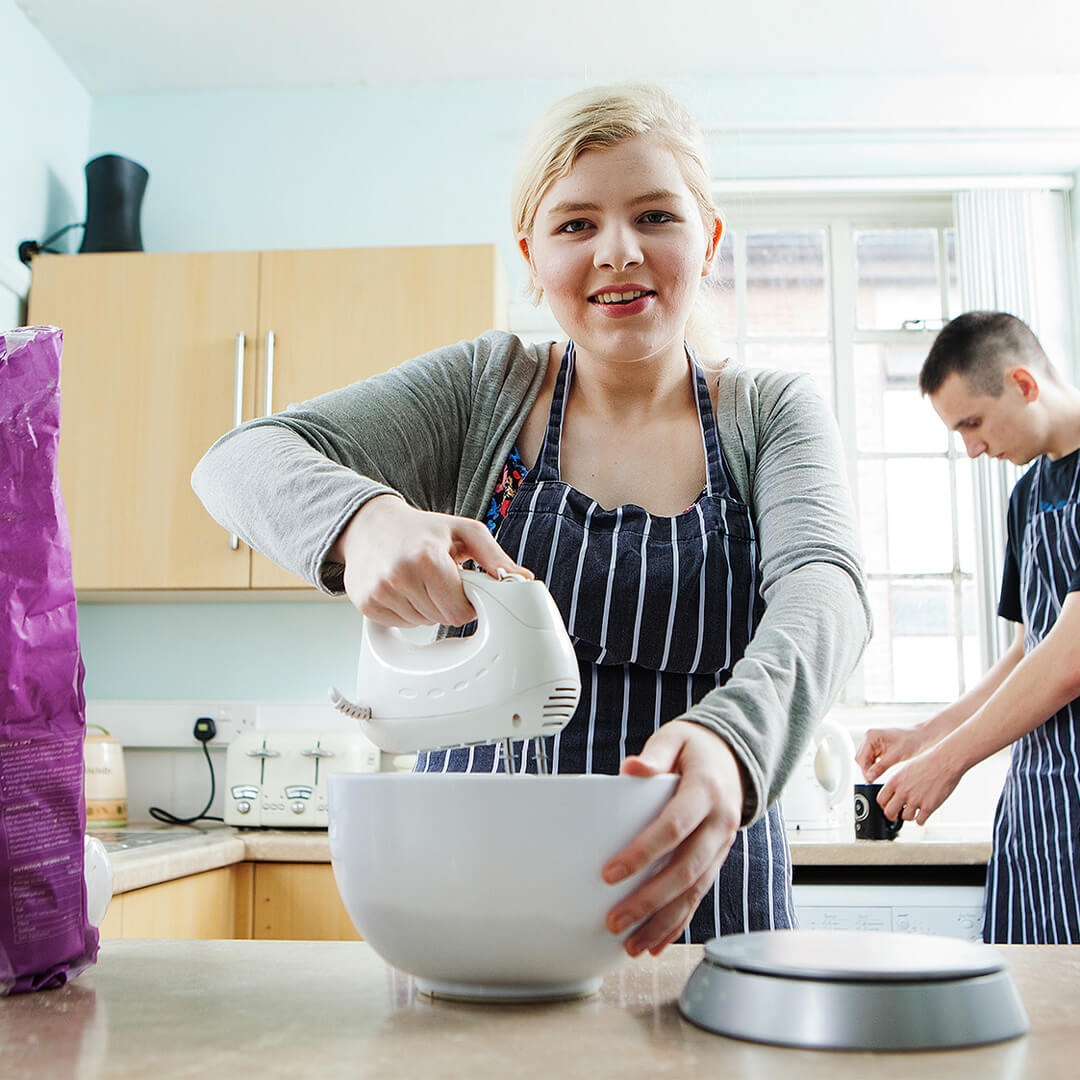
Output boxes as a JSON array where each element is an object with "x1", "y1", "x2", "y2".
[{"x1": 193, "y1": 84, "x2": 870, "y2": 954}]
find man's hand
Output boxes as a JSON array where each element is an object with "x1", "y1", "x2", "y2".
[
  {"x1": 856, "y1": 724, "x2": 933, "y2": 782},
  {"x1": 875, "y1": 743, "x2": 967, "y2": 825}
]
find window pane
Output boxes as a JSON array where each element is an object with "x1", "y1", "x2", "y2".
[
  {"x1": 862, "y1": 580, "x2": 962, "y2": 702},
  {"x1": 962, "y1": 579, "x2": 977, "y2": 630},
  {"x1": 701, "y1": 229, "x2": 736, "y2": 336},
  {"x1": 746, "y1": 231, "x2": 827, "y2": 335},
  {"x1": 861, "y1": 580, "x2": 896, "y2": 700},
  {"x1": 854, "y1": 343, "x2": 948, "y2": 453},
  {"x1": 858, "y1": 458, "x2": 953, "y2": 573},
  {"x1": 892, "y1": 637, "x2": 961, "y2": 701},
  {"x1": 945, "y1": 228, "x2": 961, "y2": 319},
  {"x1": 892, "y1": 583, "x2": 952, "y2": 635},
  {"x1": 962, "y1": 613, "x2": 981, "y2": 695},
  {"x1": 955, "y1": 457, "x2": 977, "y2": 575},
  {"x1": 745, "y1": 343, "x2": 833, "y2": 410},
  {"x1": 855, "y1": 229, "x2": 942, "y2": 330}
]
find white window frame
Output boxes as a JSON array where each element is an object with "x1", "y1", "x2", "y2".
[{"x1": 715, "y1": 192, "x2": 969, "y2": 707}]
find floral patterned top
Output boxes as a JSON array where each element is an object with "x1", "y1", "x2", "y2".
[
  {"x1": 484, "y1": 445, "x2": 527, "y2": 534},
  {"x1": 484, "y1": 444, "x2": 704, "y2": 536}
]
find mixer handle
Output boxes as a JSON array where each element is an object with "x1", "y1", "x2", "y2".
[
  {"x1": 361, "y1": 568, "x2": 552, "y2": 672},
  {"x1": 361, "y1": 568, "x2": 498, "y2": 669}
]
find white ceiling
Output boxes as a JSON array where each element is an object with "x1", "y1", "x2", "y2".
[{"x1": 15, "y1": 0, "x2": 1080, "y2": 95}]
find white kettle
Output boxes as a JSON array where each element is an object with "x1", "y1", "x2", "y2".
[{"x1": 780, "y1": 717, "x2": 855, "y2": 832}]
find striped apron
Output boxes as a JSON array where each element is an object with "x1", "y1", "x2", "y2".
[
  {"x1": 984, "y1": 453, "x2": 1080, "y2": 943},
  {"x1": 420, "y1": 343, "x2": 794, "y2": 939}
]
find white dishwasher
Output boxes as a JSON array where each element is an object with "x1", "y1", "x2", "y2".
[{"x1": 793, "y1": 883, "x2": 985, "y2": 941}]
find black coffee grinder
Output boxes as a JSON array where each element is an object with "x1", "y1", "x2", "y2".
[{"x1": 18, "y1": 154, "x2": 149, "y2": 265}]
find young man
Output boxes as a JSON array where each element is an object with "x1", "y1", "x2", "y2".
[{"x1": 856, "y1": 311, "x2": 1080, "y2": 943}]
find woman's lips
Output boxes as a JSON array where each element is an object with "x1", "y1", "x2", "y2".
[{"x1": 588, "y1": 288, "x2": 655, "y2": 318}]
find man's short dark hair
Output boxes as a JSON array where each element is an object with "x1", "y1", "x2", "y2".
[{"x1": 919, "y1": 311, "x2": 1049, "y2": 397}]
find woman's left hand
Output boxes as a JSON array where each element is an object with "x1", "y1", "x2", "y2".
[{"x1": 603, "y1": 721, "x2": 744, "y2": 956}]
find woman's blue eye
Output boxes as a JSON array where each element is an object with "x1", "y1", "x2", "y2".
[
  {"x1": 559, "y1": 219, "x2": 591, "y2": 234},
  {"x1": 640, "y1": 211, "x2": 673, "y2": 224}
]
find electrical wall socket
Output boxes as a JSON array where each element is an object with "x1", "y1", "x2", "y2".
[{"x1": 86, "y1": 701, "x2": 258, "y2": 749}]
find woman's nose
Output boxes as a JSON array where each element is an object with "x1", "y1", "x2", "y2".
[{"x1": 593, "y1": 223, "x2": 642, "y2": 271}]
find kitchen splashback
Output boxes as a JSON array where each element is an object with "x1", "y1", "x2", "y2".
[
  {"x1": 85, "y1": 699, "x2": 359, "y2": 748},
  {"x1": 87, "y1": 699, "x2": 397, "y2": 826},
  {"x1": 76, "y1": 600, "x2": 364, "y2": 702}
]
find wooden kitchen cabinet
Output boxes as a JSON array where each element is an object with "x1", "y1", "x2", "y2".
[
  {"x1": 252, "y1": 862, "x2": 362, "y2": 941},
  {"x1": 27, "y1": 252, "x2": 260, "y2": 591},
  {"x1": 98, "y1": 863, "x2": 254, "y2": 940},
  {"x1": 249, "y1": 245, "x2": 508, "y2": 588},
  {"x1": 27, "y1": 245, "x2": 508, "y2": 593},
  {"x1": 97, "y1": 861, "x2": 358, "y2": 941}
]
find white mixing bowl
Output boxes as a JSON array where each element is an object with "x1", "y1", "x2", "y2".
[{"x1": 328, "y1": 771, "x2": 678, "y2": 1000}]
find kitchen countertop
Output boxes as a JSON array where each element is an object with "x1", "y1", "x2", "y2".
[
  {"x1": 2, "y1": 940, "x2": 1076, "y2": 1079},
  {"x1": 787, "y1": 823, "x2": 992, "y2": 866},
  {"x1": 88, "y1": 824, "x2": 336, "y2": 893},
  {"x1": 92, "y1": 821, "x2": 993, "y2": 894}
]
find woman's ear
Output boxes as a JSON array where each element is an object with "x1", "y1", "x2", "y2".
[
  {"x1": 518, "y1": 234, "x2": 544, "y2": 298},
  {"x1": 702, "y1": 216, "x2": 723, "y2": 276}
]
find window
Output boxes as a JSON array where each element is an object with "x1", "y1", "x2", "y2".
[{"x1": 698, "y1": 193, "x2": 975, "y2": 705}]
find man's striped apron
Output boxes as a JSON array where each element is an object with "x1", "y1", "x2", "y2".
[{"x1": 984, "y1": 453, "x2": 1080, "y2": 942}]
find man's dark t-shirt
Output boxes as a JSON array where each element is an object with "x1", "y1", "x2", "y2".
[{"x1": 998, "y1": 448, "x2": 1080, "y2": 623}]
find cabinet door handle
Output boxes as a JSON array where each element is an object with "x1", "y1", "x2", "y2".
[
  {"x1": 229, "y1": 332, "x2": 246, "y2": 551},
  {"x1": 264, "y1": 330, "x2": 276, "y2": 417}
]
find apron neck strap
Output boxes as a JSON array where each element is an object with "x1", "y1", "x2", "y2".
[{"x1": 533, "y1": 341, "x2": 733, "y2": 499}]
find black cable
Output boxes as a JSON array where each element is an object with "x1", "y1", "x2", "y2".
[
  {"x1": 40, "y1": 221, "x2": 86, "y2": 248},
  {"x1": 148, "y1": 732, "x2": 224, "y2": 826},
  {"x1": 17, "y1": 221, "x2": 86, "y2": 266}
]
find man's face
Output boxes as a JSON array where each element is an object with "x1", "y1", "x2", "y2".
[{"x1": 929, "y1": 370, "x2": 1041, "y2": 465}]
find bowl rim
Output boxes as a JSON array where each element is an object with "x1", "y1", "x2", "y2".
[{"x1": 327, "y1": 771, "x2": 680, "y2": 786}]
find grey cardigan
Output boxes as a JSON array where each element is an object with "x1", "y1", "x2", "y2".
[{"x1": 192, "y1": 331, "x2": 871, "y2": 824}]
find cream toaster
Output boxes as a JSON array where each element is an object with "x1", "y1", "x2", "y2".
[{"x1": 225, "y1": 729, "x2": 380, "y2": 827}]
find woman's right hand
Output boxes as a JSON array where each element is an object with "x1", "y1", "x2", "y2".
[
  {"x1": 332, "y1": 494, "x2": 531, "y2": 627},
  {"x1": 855, "y1": 724, "x2": 934, "y2": 783}
]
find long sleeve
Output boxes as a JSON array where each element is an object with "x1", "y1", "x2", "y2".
[
  {"x1": 684, "y1": 367, "x2": 872, "y2": 825},
  {"x1": 191, "y1": 332, "x2": 548, "y2": 592}
]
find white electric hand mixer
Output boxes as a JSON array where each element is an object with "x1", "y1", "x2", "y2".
[{"x1": 331, "y1": 569, "x2": 581, "y2": 772}]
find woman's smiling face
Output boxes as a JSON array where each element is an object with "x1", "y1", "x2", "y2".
[{"x1": 522, "y1": 133, "x2": 719, "y2": 366}]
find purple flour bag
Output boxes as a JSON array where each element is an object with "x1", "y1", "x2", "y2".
[{"x1": 1, "y1": 325, "x2": 97, "y2": 994}]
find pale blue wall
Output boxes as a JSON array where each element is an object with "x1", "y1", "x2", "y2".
[
  {"x1": 0, "y1": 0, "x2": 90, "y2": 250},
  {"x1": 75, "y1": 71, "x2": 1080, "y2": 701},
  {"x1": 86, "y1": 82, "x2": 571, "y2": 303},
  {"x1": 77, "y1": 601, "x2": 363, "y2": 701},
  {"x1": 0, "y1": 0, "x2": 90, "y2": 324}
]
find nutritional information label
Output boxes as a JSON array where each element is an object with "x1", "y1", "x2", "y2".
[{"x1": 0, "y1": 732, "x2": 85, "y2": 945}]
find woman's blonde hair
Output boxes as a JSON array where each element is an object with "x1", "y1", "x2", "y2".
[{"x1": 511, "y1": 83, "x2": 720, "y2": 303}]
